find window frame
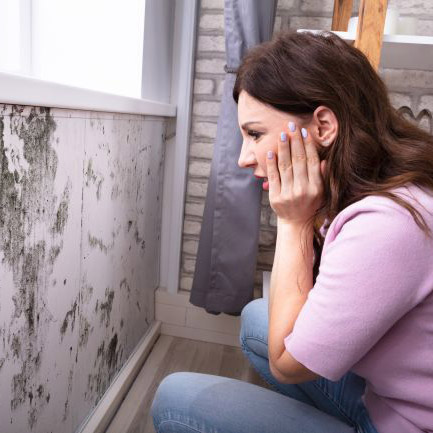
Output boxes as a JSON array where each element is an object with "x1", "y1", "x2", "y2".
[
  {"x1": 158, "y1": 0, "x2": 199, "y2": 294},
  {"x1": 0, "y1": 0, "x2": 176, "y2": 117}
]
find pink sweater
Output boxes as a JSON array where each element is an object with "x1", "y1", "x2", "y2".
[{"x1": 284, "y1": 183, "x2": 433, "y2": 433}]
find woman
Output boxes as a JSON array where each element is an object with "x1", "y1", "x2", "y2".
[{"x1": 151, "y1": 31, "x2": 433, "y2": 433}]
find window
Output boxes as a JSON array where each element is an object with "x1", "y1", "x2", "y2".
[{"x1": 0, "y1": 0, "x2": 146, "y2": 98}]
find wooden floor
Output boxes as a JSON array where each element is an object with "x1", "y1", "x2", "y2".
[{"x1": 105, "y1": 334, "x2": 273, "y2": 433}]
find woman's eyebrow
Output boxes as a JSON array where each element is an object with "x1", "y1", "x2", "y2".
[{"x1": 241, "y1": 121, "x2": 263, "y2": 131}]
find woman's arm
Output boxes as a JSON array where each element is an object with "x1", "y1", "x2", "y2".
[{"x1": 268, "y1": 219, "x2": 320, "y2": 384}]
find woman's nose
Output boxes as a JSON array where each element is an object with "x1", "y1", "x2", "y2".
[{"x1": 238, "y1": 143, "x2": 256, "y2": 169}]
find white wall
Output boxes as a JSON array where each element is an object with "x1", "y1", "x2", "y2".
[{"x1": 0, "y1": 104, "x2": 166, "y2": 432}]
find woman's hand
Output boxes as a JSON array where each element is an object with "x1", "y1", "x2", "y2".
[{"x1": 266, "y1": 122, "x2": 326, "y2": 228}]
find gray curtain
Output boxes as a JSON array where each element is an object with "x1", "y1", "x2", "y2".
[{"x1": 189, "y1": 0, "x2": 278, "y2": 315}]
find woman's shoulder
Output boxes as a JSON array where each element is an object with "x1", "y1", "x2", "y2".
[{"x1": 324, "y1": 183, "x2": 433, "y2": 242}]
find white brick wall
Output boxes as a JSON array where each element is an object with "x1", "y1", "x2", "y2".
[
  {"x1": 180, "y1": 0, "x2": 433, "y2": 297},
  {"x1": 193, "y1": 79, "x2": 214, "y2": 95}
]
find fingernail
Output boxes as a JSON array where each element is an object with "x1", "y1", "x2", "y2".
[
  {"x1": 301, "y1": 128, "x2": 308, "y2": 138},
  {"x1": 288, "y1": 122, "x2": 296, "y2": 132},
  {"x1": 280, "y1": 132, "x2": 287, "y2": 142},
  {"x1": 267, "y1": 150, "x2": 273, "y2": 159}
]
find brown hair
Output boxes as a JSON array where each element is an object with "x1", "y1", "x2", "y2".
[{"x1": 233, "y1": 30, "x2": 433, "y2": 283}]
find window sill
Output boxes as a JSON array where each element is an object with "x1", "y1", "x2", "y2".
[{"x1": 0, "y1": 72, "x2": 176, "y2": 117}]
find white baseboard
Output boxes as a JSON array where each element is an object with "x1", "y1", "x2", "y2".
[
  {"x1": 76, "y1": 320, "x2": 161, "y2": 433},
  {"x1": 155, "y1": 287, "x2": 242, "y2": 347}
]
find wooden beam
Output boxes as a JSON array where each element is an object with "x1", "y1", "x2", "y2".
[
  {"x1": 354, "y1": 0, "x2": 388, "y2": 71},
  {"x1": 332, "y1": 0, "x2": 354, "y2": 31}
]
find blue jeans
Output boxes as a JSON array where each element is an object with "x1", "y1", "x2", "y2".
[{"x1": 151, "y1": 298, "x2": 380, "y2": 433}]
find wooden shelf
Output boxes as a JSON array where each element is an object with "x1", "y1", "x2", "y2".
[{"x1": 298, "y1": 29, "x2": 433, "y2": 71}]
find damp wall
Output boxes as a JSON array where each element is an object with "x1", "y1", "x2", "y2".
[{"x1": 0, "y1": 104, "x2": 167, "y2": 433}]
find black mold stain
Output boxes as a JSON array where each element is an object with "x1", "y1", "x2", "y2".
[
  {"x1": 52, "y1": 180, "x2": 71, "y2": 234},
  {"x1": 107, "y1": 333, "x2": 118, "y2": 369},
  {"x1": 99, "y1": 288, "x2": 114, "y2": 327},
  {"x1": 78, "y1": 315, "x2": 91, "y2": 348},
  {"x1": 86, "y1": 332, "x2": 123, "y2": 403},
  {"x1": 48, "y1": 245, "x2": 61, "y2": 265},
  {"x1": 111, "y1": 183, "x2": 120, "y2": 200},
  {"x1": 85, "y1": 159, "x2": 104, "y2": 201},
  {"x1": 60, "y1": 300, "x2": 78, "y2": 338},
  {"x1": 81, "y1": 284, "x2": 94, "y2": 304},
  {"x1": 0, "y1": 107, "x2": 57, "y2": 427},
  {"x1": 120, "y1": 278, "x2": 130, "y2": 296},
  {"x1": 88, "y1": 233, "x2": 114, "y2": 254},
  {"x1": 62, "y1": 368, "x2": 73, "y2": 421},
  {"x1": 11, "y1": 335, "x2": 21, "y2": 358},
  {"x1": 11, "y1": 241, "x2": 46, "y2": 335},
  {"x1": 134, "y1": 225, "x2": 145, "y2": 251},
  {"x1": 27, "y1": 382, "x2": 48, "y2": 429}
]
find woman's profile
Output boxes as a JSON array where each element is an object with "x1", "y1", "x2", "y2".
[{"x1": 151, "y1": 30, "x2": 433, "y2": 433}]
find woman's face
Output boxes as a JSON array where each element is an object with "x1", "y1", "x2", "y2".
[{"x1": 237, "y1": 90, "x2": 311, "y2": 187}]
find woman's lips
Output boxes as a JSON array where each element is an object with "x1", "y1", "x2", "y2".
[{"x1": 254, "y1": 175, "x2": 269, "y2": 190}]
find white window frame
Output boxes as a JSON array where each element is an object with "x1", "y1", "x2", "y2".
[
  {"x1": 157, "y1": 0, "x2": 199, "y2": 294},
  {"x1": 0, "y1": 0, "x2": 178, "y2": 117}
]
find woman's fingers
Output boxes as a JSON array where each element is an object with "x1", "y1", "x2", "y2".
[
  {"x1": 277, "y1": 131, "x2": 293, "y2": 192},
  {"x1": 268, "y1": 122, "x2": 324, "y2": 202},
  {"x1": 266, "y1": 149, "x2": 280, "y2": 198},
  {"x1": 284, "y1": 122, "x2": 308, "y2": 194},
  {"x1": 302, "y1": 129, "x2": 323, "y2": 190}
]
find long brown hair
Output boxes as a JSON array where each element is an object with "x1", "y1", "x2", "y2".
[{"x1": 233, "y1": 30, "x2": 433, "y2": 283}]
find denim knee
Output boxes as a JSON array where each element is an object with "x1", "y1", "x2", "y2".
[
  {"x1": 239, "y1": 298, "x2": 269, "y2": 357},
  {"x1": 151, "y1": 372, "x2": 190, "y2": 425}
]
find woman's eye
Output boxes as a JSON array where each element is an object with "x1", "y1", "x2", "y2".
[{"x1": 247, "y1": 130, "x2": 262, "y2": 140}]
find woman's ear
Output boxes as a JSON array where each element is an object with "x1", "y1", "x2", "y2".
[{"x1": 310, "y1": 106, "x2": 338, "y2": 147}]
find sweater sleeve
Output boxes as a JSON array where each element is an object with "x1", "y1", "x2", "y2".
[{"x1": 284, "y1": 201, "x2": 431, "y2": 381}]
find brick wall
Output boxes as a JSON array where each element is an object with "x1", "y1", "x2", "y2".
[{"x1": 180, "y1": 0, "x2": 433, "y2": 297}]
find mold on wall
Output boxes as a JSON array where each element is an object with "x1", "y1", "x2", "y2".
[{"x1": 0, "y1": 105, "x2": 166, "y2": 432}]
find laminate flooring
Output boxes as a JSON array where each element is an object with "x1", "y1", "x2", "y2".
[{"x1": 105, "y1": 334, "x2": 273, "y2": 433}]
